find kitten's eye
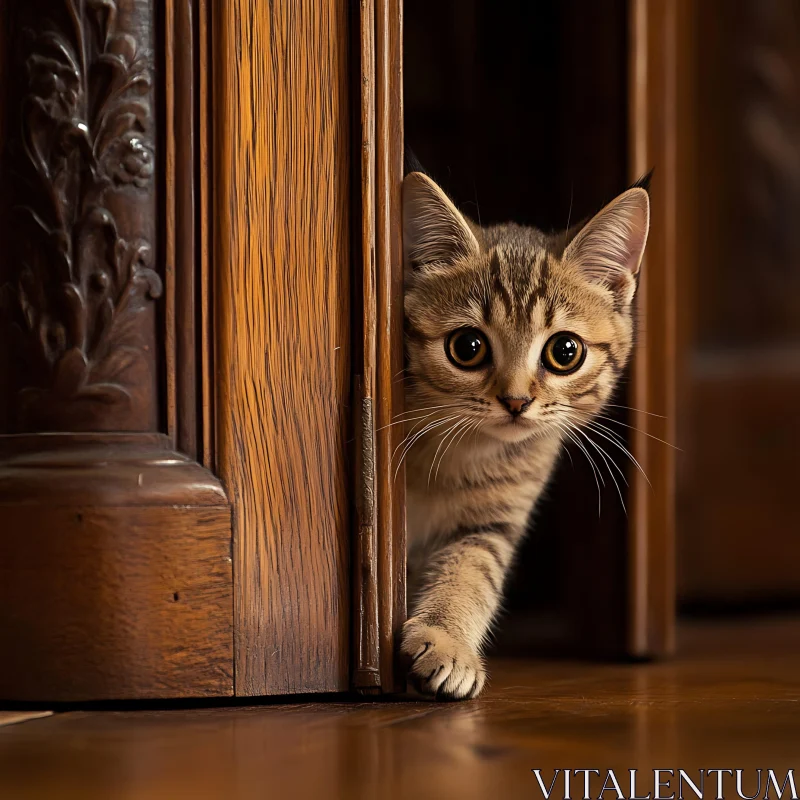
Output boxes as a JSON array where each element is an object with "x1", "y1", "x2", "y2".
[
  {"x1": 542, "y1": 332, "x2": 586, "y2": 374},
  {"x1": 446, "y1": 328, "x2": 490, "y2": 369}
]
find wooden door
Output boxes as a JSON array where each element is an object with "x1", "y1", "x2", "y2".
[{"x1": 675, "y1": 0, "x2": 800, "y2": 609}]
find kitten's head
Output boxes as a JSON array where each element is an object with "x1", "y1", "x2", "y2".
[{"x1": 402, "y1": 172, "x2": 649, "y2": 443}]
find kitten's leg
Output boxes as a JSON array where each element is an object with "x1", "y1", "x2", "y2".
[{"x1": 401, "y1": 527, "x2": 520, "y2": 700}]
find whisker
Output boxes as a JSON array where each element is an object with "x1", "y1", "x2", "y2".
[
  {"x1": 554, "y1": 404, "x2": 681, "y2": 452},
  {"x1": 378, "y1": 409, "x2": 443, "y2": 432},
  {"x1": 572, "y1": 425, "x2": 628, "y2": 515},
  {"x1": 559, "y1": 405, "x2": 679, "y2": 452},
  {"x1": 565, "y1": 414, "x2": 652, "y2": 488},
  {"x1": 572, "y1": 423, "x2": 629, "y2": 487},
  {"x1": 393, "y1": 414, "x2": 459, "y2": 483},
  {"x1": 590, "y1": 414, "x2": 682, "y2": 452},
  {"x1": 392, "y1": 414, "x2": 449, "y2": 465},
  {"x1": 391, "y1": 403, "x2": 463, "y2": 420},
  {"x1": 428, "y1": 417, "x2": 468, "y2": 487},
  {"x1": 432, "y1": 417, "x2": 471, "y2": 485},
  {"x1": 565, "y1": 182, "x2": 574, "y2": 234},
  {"x1": 443, "y1": 417, "x2": 480, "y2": 477},
  {"x1": 601, "y1": 403, "x2": 667, "y2": 419},
  {"x1": 392, "y1": 413, "x2": 438, "y2": 457},
  {"x1": 550, "y1": 419, "x2": 603, "y2": 517},
  {"x1": 470, "y1": 417, "x2": 486, "y2": 448},
  {"x1": 566, "y1": 424, "x2": 606, "y2": 488},
  {"x1": 455, "y1": 418, "x2": 481, "y2": 454},
  {"x1": 395, "y1": 413, "x2": 459, "y2": 459}
]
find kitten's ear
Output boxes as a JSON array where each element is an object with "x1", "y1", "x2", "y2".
[
  {"x1": 563, "y1": 187, "x2": 650, "y2": 305},
  {"x1": 403, "y1": 172, "x2": 480, "y2": 271}
]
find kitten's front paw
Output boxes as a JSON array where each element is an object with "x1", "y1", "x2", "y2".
[{"x1": 400, "y1": 618, "x2": 486, "y2": 700}]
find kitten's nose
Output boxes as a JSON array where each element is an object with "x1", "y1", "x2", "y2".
[{"x1": 497, "y1": 395, "x2": 533, "y2": 416}]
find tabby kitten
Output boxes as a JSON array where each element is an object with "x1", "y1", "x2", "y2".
[{"x1": 400, "y1": 170, "x2": 650, "y2": 700}]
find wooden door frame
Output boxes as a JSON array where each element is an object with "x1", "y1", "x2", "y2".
[
  {"x1": 352, "y1": 0, "x2": 407, "y2": 694},
  {"x1": 628, "y1": 0, "x2": 680, "y2": 658}
]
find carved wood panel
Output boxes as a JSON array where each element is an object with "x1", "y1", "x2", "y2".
[{"x1": 1, "y1": 0, "x2": 160, "y2": 433}]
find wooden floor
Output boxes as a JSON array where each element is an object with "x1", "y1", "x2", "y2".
[{"x1": 1, "y1": 617, "x2": 799, "y2": 800}]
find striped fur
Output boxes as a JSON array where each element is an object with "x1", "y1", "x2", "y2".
[{"x1": 400, "y1": 172, "x2": 649, "y2": 700}]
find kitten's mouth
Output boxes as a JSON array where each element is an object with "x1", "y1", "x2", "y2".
[
  {"x1": 485, "y1": 415, "x2": 542, "y2": 442},
  {"x1": 503, "y1": 415, "x2": 534, "y2": 427}
]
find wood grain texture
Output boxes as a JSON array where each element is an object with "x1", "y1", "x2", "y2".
[
  {"x1": 628, "y1": 0, "x2": 678, "y2": 657},
  {"x1": 0, "y1": 504, "x2": 232, "y2": 702},
  {"x1": 353, "y1": 0, "x2": 405, "y2": 693},
  {"x1": 374, "y1": 0, "x2": 406, "y2": 691},
  {"x1": 353, "y1": 0, "x2": 381, "y2": 693},
  {"x1": 213, "y1": 0, "x2": 352, "y2": 695}
]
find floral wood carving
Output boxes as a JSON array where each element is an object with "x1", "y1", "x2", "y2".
[{"x1": 0, "y1": 0, "x2": 160, "y2": 432}]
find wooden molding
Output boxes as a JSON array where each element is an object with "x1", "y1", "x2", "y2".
[
  {"x1": 353, "y1": 0, "x2": 406, "y2": 694},
  {"x1": 0, "y1": 433, "x2": 227, "y2": 507},
  {"x1": 164, "y1": 0, "x2": 213, "y2": 465},
  {"x1": 376, "y1": 0, "x2": 407, "y2": 693},
  {"x1": 353, "y1": 0, "x2": 382, "y2": 693},
  {"x1": 628, "y1": 0, "x2": 679, "y2": 657}
]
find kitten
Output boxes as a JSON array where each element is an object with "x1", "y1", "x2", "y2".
[{"x1": 400, "y1": 169, "x2": 650, "y2": 700}]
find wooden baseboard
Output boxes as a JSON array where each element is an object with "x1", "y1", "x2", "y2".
[{"x1": 0, "y1": 435, "x2": 233, "y2": 702}]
